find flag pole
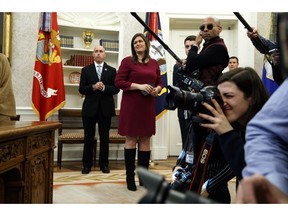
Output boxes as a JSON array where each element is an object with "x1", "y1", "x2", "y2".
[
  {"x1": 233, "y1": 12, "x2": 270, "y2": 55},
  {"x1": 131, "y1": 12, "x2": 182, "y2": 64}
]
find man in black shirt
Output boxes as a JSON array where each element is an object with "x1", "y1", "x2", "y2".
[{"x1": 172, "y1": 16, "x2": 231, "y2": 203}]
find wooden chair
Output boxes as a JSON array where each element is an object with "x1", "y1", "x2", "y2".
[
  {"x1": 107, "y1": 109, "x2": 126, "y2": 159},
  {"x1": 57, "y1": 108, "x2": 97, "y2": 169}
]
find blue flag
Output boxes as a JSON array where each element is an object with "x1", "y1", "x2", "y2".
[
  {"x1": 262, "y1": 57, "x2": 278, "y2": 95},
  {"x1": 262, "y1": 12, "x2": 279, "y2": 95},
  {"x1": 144, "y1": 12, "x2": 168, "y2": 120}
]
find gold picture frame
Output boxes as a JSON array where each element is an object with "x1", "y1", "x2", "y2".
[{"x1": 1, "y1": 12, "x2": 12, "y2": 61}]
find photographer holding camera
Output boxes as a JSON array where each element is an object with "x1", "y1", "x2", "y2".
[
  {"x1": 184, "y1": 16, "x2": 229, "y2": 86},
  {"x1": 246, "y1": 13, "x2": 286, "y2": 87},
  {"x1": 168, "y1": 17, "x2": 232, "y2": 203},
  {"x1": 172, "y1": 35, "x2": 197, "y2": 151},
  {"x1": 167, "y1": 67, "x2": 269, "y2": 203},
  {"x1": 172, "y1": 16, "x2": 229, "y2": 167},
  {"x1": 197, "y1": 67, "x2": 269, "y2": 201}
]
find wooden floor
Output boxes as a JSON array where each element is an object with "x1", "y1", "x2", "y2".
[{"x1": 53, "y1": 156, "x2": 178, "y2": 173}]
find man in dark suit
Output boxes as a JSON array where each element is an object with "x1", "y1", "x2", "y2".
[{"x1": 79, "y1": 45, "x2": 119, "y2": 174}]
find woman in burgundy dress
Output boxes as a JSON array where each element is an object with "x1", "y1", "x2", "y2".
[{"x1": 115, "y1": 33, "x2": 163, "y2": 191}]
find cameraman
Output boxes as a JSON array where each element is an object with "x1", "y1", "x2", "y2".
[
  {"x1": 182, "y1": 17, "x2": 229, "y2": 170},
  {"x1": 184, "y1": 16, "x2": 229, "y2": 86},
  {"x1": 170, "y1": 17, "x2": 230, "y2": 202},
  {"x1": 197, "y1": 67, "x2": 269, "y2": 201},
  {"x1": 246, "y1": 13, "x2": 285, "y2": 86},
  {"x1": 172, "y1": 35, "x2": 197, "y2": 150}
]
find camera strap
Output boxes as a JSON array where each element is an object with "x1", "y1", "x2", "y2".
[{"x1": 188, "y1": 132, "x2": 215, "y2": 193}]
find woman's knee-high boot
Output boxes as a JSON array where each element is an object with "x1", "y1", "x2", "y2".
[
  {"x1": 125, "y1": 148, "x2": 137, "y2": 191},
  {"x1": 138, "y1": 150, "x2": 151, "y2": 186}
]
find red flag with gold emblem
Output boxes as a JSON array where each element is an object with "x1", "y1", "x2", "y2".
[{"x1": 32, "y1": 12, "x2": 65, "y2": 121}]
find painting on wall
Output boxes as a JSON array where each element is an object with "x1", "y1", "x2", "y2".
[{"x1": 0, "y1": 12, "x2": 12, "y2": 60}]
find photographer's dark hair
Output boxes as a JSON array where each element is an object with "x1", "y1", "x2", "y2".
[
  {"x1": 130, "y1": 33, "x2": 150, "y2": 64},
  {"x1": 217, "y1": 67, "x2": 269, "y2": 125},
  {"x1": 184, "y1": 35, "x2": 196, "y2": 43}
]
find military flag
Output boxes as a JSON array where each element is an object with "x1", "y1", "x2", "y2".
[
  {"x1": 144, "y1": 12, "x2": 168, "y2": 120},
  {"x1": 32, "y1": 12, "x2": 65, "y2": 121},
  {"x1": 262, "y1": 12, "x2": 279, "y2": 95}
]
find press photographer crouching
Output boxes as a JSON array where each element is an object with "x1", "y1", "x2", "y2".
[{"x1": 162, "y1": 67, "x2": 270, "y2": 203}]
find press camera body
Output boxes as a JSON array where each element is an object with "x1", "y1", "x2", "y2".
[
  {"x1": 176, "y1": 68, "x2": 204, "y2": 92},
  {"x1": 165, "y1": 85, "x2": 223, "y2": 123}
]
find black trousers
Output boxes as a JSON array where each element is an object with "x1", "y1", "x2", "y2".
[{"x1": 82, "y1": 110, "x2": 112, "y2": 169}]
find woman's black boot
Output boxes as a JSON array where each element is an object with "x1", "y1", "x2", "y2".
[
  {"x1": 138, "y1": 150, "x2": 151, "y2": 186},
  {"x1": 124, "y1": 148, "x2": 137, "y2": 191}
]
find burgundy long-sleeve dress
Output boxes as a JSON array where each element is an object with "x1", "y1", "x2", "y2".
[{"x1": 115, "y1": 56, "x2": 162, "y2": 137}]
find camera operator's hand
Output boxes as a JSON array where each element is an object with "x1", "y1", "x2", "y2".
[
  {"x1": 198, "y1": 98, "x2": 233, "y2": 135},
  {"x1": 247, "y1": 27, "x2": 258, "y2": 39},
  {"x1": 175, "y1": 59, "x2": 186, "y2": 67},
  {"x1": 271, "y1": 50, "x2": 280, "y2": 66},
  {"x1": 196, "y1": 32, "x2": 203, "y2": 46}
]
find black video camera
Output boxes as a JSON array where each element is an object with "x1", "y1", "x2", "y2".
[
  {"x1": 177, "y1": 68, "x2": 204, "y2": 92},
  {"x1": 164, "y1": 85, "x2": 223, "y2": 123},
  {"x1": 177, "y1": 73, "x2": 205, "y2": 92}
]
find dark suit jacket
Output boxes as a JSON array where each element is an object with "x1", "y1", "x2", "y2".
[{"x1": 79, "y1": 62, "x2": 120, "y2": 118}]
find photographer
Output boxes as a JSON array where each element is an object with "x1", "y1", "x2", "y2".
[
  {"x1": 247, "y1": 13, "x2": 285, "y2": 86},
  {"x1": 168, "y1": 17, "x2": 232, "y2": 203},
  {"x1": 197, "y1": 67, "x2": 269, "y2": 200},
  {"x1": 173, "y1": 16, "x2": 230, "y2": 202},
  {"x1": 173, "y1": 35, "x2": 197, "y2": 151},
  {"x1": 184, "y1": 16, "x2": 229, "y2": 86}
]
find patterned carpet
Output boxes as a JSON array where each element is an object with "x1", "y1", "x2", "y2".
[{"x1": 53, "y1": 169, "x2": 172, "y2": 204}]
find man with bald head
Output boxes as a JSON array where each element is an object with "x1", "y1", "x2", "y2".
[
  {"x1": 79, "y1": 45, "x2": 119, "y2": 174},
  {"x1": 172, "y1": 17, "x2": 231, "y2": 203},
  {"x1": 185, "y1": 16, "x2": 229, "y2": 85}
]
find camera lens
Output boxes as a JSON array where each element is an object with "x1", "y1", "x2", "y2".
[{"x1": 165, "y1": 86, "x2": 204, "y2": 110}]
